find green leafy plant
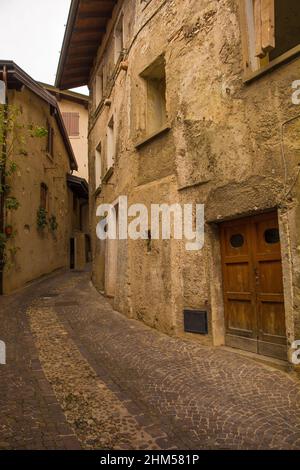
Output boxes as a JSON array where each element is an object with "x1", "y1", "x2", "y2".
[
  {"x1": 5, "y1": 196, "x2": 20, "y2": 211},
  {"x1": 0, "y1": 104, "x2": 48, "y2": 267},
  {"x1": 37, "y1": 208, "x2": 48, "y2": 230},
  {"x1": 49, "y1": 215, "x2": 58, "y2": 232},
  {"x1": 0, "y1": 232, "x2": 7, "y2": 250},
  {"x1": 28, "y1": 124, "x2": 48, "y2": 139}
]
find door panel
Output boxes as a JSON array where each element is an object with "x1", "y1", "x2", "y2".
[
  {"x1": 220, "y1": 219, "x2": 257, "y2": 353},
  {"x1": 220, "y1": 212, "x2": 287, "y2": 360},
  {"x1": 253, "y1": 213, "x2": 287, "y2": 359}
]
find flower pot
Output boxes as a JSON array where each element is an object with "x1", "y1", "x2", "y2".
[{"x1": 5, "y1": 226, "x2": 13, "y2": 237}]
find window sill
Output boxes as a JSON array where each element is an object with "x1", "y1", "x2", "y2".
[
  {"x1": 94, "y1": 185, "x2": 102, "y2": 197},
  {"x1": 135, "y1": 125, "x2": 171, "y2": 149},
  {"x1": 243, "y1": 44, "x2": 300, "y2": 84},
  {"x1": 141, "y1": 0, "x2": 153, "y2": 12},
  {"x1": 102, "y1": 166, "x2": 114, "y2": 183},
  {"x1": 93, "y1": 99, "x2": 105, "y2": 120}
]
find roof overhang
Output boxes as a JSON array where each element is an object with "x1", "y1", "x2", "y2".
[
  {"x1": 67, "y1": 174, "x2": 89, "y2": 199},
  {"x1": 0, "y1": 61, "x2": 78, "y2": 172},
  {"x1": 56, "y1": 0, "x2": 117, "y2": 90},
  {"x1": 40, "y1": 82, "x2": 89, "y2": 107}
]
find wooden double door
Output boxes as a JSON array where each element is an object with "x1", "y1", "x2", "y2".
[{"x1": 220, "y1": 212, "x2": 287, "y2": 360}]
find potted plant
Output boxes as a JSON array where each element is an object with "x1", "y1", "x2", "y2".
[{"x1": 4, "y1": 225, "x2": 13, "y2": 238}]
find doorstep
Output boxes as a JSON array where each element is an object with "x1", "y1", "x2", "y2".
[{"x1": 219, "y1": 345, "x2": 292, "y2": 374}]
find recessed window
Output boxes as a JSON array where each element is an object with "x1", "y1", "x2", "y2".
[
  {"x1": 40, "y1": 183, "x2": 48, "y2": 210},
  {"x1": 140, "y1": 55, "x2": 167, "y2": 136},
  {"x1": 230, "y1": 234, "x2": 245, "y2": 248},
  {"x1": 107, "y1": 117, "x2": 115, "y2": 170},
  {"x1": 243, "y1": 0, "x2": 300, "y2": 73},
  {"x1": 95, "y1": 142, "x2": 102, "y2": 188},
  {"x1": 47, "y1": 122, "x2": 54, "y2": 157},
  {"x1": 95, "y1": 71, "x2": 103, "y2": 108},
  {"x1": 114, "y1": 14, "x2": 124, "y2": 63},
  {"x1": 62, "y1": 112, "x2": 80, "y2": 137},
  {"x1": 264, "y1": 228, "x2": 280, "y2": 244}
]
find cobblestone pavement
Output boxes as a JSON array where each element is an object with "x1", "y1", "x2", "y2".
[{"x1": 0, "y1": 270, "x2": 300, "y2": 450}]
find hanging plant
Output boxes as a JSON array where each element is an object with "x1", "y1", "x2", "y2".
[
  {"x1": 37, "y1": 208, "x2": 48, "y2": 230},
  {"x1": 5, "y1": 196, "x2": 20, "y2": 211},
  {"x1": 49, "y1": 215, "x2": 58, "y2": 232}
]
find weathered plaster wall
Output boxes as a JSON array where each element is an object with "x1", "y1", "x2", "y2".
[
  {"x1": 3, "y1": 87, "x2": 73, "y2": 293},
  {"x1": 88, "y1": 0, "x2": 300, "y2": 357}
]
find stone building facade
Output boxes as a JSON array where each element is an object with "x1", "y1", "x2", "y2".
[
  {"x1": 42, "y1": 84, "x2": 91, "y2": 267},
  {"x1": 57, "y1": 0, "x2": 300, "y2": 365},
  {"x1": 0, "y1": 61, "x2": 79, "y2": 293},
  {"x1": 41, "y1": 84, "x2": 89, "y2": 181}
]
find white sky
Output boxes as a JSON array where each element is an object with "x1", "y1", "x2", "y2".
[{"x1": 0, "y1": 0, "x2": 89, "y2": 95}]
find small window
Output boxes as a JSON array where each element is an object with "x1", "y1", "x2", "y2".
[
  {"x1": 95, "y1": 71, "x2": 103, "y2": 108},
  {"x1": 264, "y1": 228, "x2": 280, "y2": 244},
  {"x1": 47, "y1": 123, "x2": 54, "y2": 157},
  {"x1": 243, "y1": 0, "x2": 300, "y2": 74},
  {"x1": 114, "y1": 14, "x2": 124, "y2": 63},
  {"x1": 95, "y1": 142, "x2": 102, "y2": 187},
  {"x1": 140, "y1": 55, "x2": 167, "y2": 136},
  {"x1": 107, "y1": 117, "x2": 115, "y2": 169},
  {"x1": 230, "y1": 234, "x2": 245, "y2": 248},
  {"x1": 40, "y1": 183, "x2": 48, "y2": 210},
  {"x1": 62, "y1": 112, "x2": 80, "y2": 137}
]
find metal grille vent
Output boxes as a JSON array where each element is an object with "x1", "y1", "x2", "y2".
[{"x1": 184, "y1": 310, "x2": 208, "y2": 335}]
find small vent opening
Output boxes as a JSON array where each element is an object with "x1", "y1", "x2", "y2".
[{"x1": 184, "y1": 310, "x2": 208, "y2": 335}]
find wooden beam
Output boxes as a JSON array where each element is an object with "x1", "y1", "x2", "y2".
[
  {"x1": 74, "y1": 26, "x2": 106, "y2": 34},
  {"x1": 261, "y1": 0, "x2": 275, "y2": 53},
  {"x1": 254, "y1": 0, "x2": 275, "y2": 58},
  {"x1": 78, "y1": 11, "x2": 112, "y2": 19},
  {"x1": 254, "y1": 0, "x2": 264, "y2": 58}
]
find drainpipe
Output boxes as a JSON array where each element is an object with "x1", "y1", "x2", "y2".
[{"x1": 0, "y1": 67, "x2": 8, "y2": 295}]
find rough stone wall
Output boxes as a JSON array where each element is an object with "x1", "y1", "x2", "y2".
[
  {"x1": 3, "y1": 87, "x2": 73, "y2": 293},
  {"x1": 88, "y1": 0, "x2": 300, "y2": 355}
]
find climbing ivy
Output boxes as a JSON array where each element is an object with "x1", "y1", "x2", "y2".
[
  {"x1": 0, "y1": 104, "x2": 48, "y2": 268},
  {"x1": 37, "y1": 208, "x2": 48, "y2": 231},
  {"x1": 49, "y1": 215, "x2": 58, "y2": 232}
]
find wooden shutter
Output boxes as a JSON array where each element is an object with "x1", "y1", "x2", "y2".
[
  {"x1": 62, "y1": 112, "x2": 80, "y2": 137},
  {"x1": 254, "y1": 0, "x2": 275, "y2": 58},
  {"x1": 47, "y1": 124, "x2": 54, "y2": 156}
]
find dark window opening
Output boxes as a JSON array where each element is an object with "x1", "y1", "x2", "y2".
[
  {"x1": 40, "y1": 183, "x2": 48, "y2": 210},
  {"x1": 264, "y1": 228, "x2": 280, "y2": 244},
  {"x1": 269, "y1": 0, "x2": 300, "y2": 61},
  {"x1": 47, "y1": 123, "x2": 54, "y2": 157},
  {"x1": 230, "y1": 234, "x2": 245, "y2": 248}
]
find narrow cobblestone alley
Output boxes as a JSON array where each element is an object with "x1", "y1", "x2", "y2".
[{"x1": 0, "y1": 270, "x2": 300, "y2": 450}]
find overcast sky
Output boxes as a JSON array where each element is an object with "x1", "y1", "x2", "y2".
[{"x1": 0, "y1": 0, "x2": 89, "y2": 95}]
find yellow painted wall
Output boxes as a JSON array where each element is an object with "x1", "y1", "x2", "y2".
[
  {"x1": 3, "y1": 87, "x2": 73, "y2": 293},
  {"x1": 58, "y1": 98, "x2": 89, "y2": 181}
]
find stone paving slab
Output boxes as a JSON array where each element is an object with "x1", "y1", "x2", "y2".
[
  {"x1": 0, "y1": 269, "x2": 300, "y2": 450},
  {"x1": 49, "y1": 272, "x2": 300, "y2": 450},
  {"x1": 0, "y1": 288, "x2": 81, "y2": 450}
]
